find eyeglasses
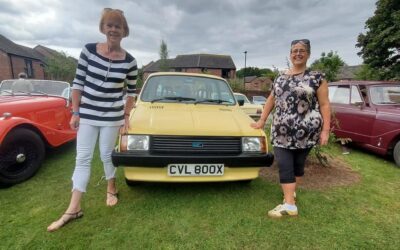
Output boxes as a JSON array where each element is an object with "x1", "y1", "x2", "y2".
[
  {"x1": 291, "y1": 39, "x2": 310, "y2": 46},
  {"x1": 103, "y1": 8, "x2": 124, "y2": 15},
  {"x1": 291, "y1": 49, "x2": 307, "y2": 54}
]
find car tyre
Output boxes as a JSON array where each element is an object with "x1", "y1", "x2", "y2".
[
  {"x1": 394, "y1": 141, "x2": 400, "y2": 167},
  {"x1": 0, "y1": 128, "x2": 45, "y2": 185}
]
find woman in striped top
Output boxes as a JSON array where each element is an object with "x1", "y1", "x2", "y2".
[{"x1": 48, "y1": 8, "x2": 137, "y2": 232}]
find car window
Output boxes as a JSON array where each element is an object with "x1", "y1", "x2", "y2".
[
  {"x1": 329, "y1": 85, "x2": 350, "y2": 104},
  {"x1": 351, "y1": 85, "x2": 362, "y2": 104},
  {"x1": 141, "y1": 75, "x2": 236, "y2": 105},
  {"x1": 370, "y1": 85, "x2": 400, "y2": 105}
]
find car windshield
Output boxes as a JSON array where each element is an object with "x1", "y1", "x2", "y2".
[
  {"x1": 0, "y1": 79, "x2": 70, "y2": 97},
  {"x1": 234, "y1": 93, "x2": 250, "y2": 104},
  {"x1": 369, "y1": 85, "x2": 400, "y2": 105},
  {"x1": 141, "y1": 75, "x2": 236, "y2": 105}
]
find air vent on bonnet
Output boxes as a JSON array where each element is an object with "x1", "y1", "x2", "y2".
[{"x1": 149, "y1": 105, "x2": 164, "y2": 109}]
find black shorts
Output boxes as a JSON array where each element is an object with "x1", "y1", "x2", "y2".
[{"x1": 273, "y1": 147, "x2": 312, "y2": 184}]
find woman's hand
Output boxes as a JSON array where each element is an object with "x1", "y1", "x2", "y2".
[
  {"x1": 250, "y1": 119, "x2": 265, "y2": 129},
  {"x1": 120, "y1": 115, "x2": 130, "y2": 134},
  {"x1": 70, "y1": 115, "x2": 80, "y2": 130},
  {"x1": 319, "y1": 130, "x2": 330, "y2": 146}
]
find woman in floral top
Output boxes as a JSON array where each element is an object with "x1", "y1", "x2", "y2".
[{"x1": 251, "y1": 39, "x2": 331, "y2": 218}]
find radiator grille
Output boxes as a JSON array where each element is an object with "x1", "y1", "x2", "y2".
[{"x1": 151, "y1": 136, "x2": 242, "y2": 155}]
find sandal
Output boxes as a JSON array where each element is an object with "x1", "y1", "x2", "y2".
[
  {"x1": 47, "y1": 210, "x2": 83, "y2": 232},
  {"x1": 106, "y1": 192, "x2": 119, "y2": 207}
]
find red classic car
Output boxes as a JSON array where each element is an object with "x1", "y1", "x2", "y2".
[
  {"x1": 0, "y1": 79, "x2": 76, "y2": 185},
  {"x1": 329, "y1": 81, "x2": 400, "y2": 166}
]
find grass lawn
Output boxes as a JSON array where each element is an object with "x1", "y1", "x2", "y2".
[{"x1": 1, "y1": 141, "x2": 399, "y2": 249}]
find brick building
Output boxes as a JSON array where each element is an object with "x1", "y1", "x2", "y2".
[
  {"x1": 0, "y1": 34, "x2": 46, "y2": 81},
  {"x1": 143, "y1": 54, "x2": 236, "y2": 80}
]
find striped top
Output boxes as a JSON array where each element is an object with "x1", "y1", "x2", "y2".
[{"x1": 72, "y1": 43, "x2": 137, "y2": 126}]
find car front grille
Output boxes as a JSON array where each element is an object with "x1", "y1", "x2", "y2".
[{"x1": 151, "y1": 136, "x2": 241, "y2": 155}]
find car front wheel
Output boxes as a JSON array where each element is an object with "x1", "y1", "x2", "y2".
[
  {"x1": 0, "y1": 128, "x2": 45, "y2": 185},
  {"x1": 394, "y1": 141, "x2": 400, "y2": 167}
]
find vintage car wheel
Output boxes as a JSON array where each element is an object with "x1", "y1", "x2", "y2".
[
  {"x1": 0, "y1": 128, "x2": 45, "y2": 185},
  {"x1": 394, "y1": 141, "x2": 400, "y2": 167}
]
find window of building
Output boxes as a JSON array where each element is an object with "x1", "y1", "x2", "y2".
[{"x1": 25, "y1": 59, "x2": 34, "y2": 78}]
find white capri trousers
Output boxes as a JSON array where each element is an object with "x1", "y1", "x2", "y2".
[{"x1": 71, "y1": 124, "x2": 120, "y2": 192}]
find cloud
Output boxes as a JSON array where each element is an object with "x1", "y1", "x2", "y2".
[{"x1": 0, "y1": 0, "x2": 377, "y2": 69}]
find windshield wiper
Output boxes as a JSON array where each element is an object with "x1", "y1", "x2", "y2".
[
  {"x1": 194, "y1": 99, "x2": 232, "y2": 104},
  {"x1": 151, "y1": 96, "x2": 196, "y2": 103}
]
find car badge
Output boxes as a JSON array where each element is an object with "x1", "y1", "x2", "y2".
[{"x1": 192, "y1": 142, "x2": 204, "y2": 148}]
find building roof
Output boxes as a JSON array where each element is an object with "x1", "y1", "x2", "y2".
[
  {"x1": 337, "y1": 65, "x2": 362, "y2": 80},
  {"x1": 143, "y1": 59, "x2": 175, "y2": 72},
  {"x1": 173, "y1": 54, "x2": 236, "y2": 69},
  {"x1": 0, "y1": 34, "x2": 42, "y2": 60},
  {"x1": 244, "y1": 76, "x2": 257, "y2": 83},
  {"x1": 143, "y1": 54, "x2": 236, "y2": 72},
  {"x1": 33, "y1": 45, "x2": 59, "y2": 60}
]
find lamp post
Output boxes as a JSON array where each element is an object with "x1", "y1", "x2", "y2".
[{"x1": 243, "y1": 51, "x2": 247, "y2": 90}]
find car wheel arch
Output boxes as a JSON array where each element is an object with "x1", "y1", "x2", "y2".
[
  {"x1": 393, "y1": 140, "x2": 400, "y2": 167},
  {"x1": 6, "y1": 124, "x2": 50, "y2": 148}
]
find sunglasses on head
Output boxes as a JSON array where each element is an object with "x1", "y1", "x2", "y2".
[
  {"x1": 103, "y1": 8, "x2": 124, "y2": 14},
  {"x1": 291, "y1": 39, "x2": 310, "y2": 45}
]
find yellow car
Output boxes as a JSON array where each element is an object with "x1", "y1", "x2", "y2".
[
  {"x1": 112, "y1": 72, "x2": 274, "y2": 185},
  {"x1": 234, "y1": 92, "x2": 263, "y2": 121}
]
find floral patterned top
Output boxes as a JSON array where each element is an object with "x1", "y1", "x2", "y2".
[{"x1": 270, "y1": 70, "x2": 325, "y2": 149}]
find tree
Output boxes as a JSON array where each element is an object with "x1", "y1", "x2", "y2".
[
  {"x1": 44, "y1": 52, "x2": 77, "y2": 83},
  {"x1": 310, "y1": 51, "x2": 345, "y2": 82},
  {"x1": 159, "y1": 39, "x2": 169, "y2": 72},
  {"x1": 356, "y1": 0, "x2": 400, "y2": 80}
]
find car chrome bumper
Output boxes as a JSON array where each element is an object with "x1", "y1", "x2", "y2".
[{"x1": 112, "y1": 151, "x2": 274, "y2": 168}]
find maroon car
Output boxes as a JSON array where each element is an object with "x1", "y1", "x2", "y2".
[{"x1": 329, "y1": 81, "x2": 400, "y2": 167}]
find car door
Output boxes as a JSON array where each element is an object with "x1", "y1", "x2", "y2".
[{"x1": 329, "y1": 84, "x2": 376, "y2": 144}]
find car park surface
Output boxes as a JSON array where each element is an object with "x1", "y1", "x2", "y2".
[
  {"x1": 112, "y1": 72, "x2": 274, "y2": 184},
  {"x1": 329, "y1": 80, "x2": 400, "y2": 166},
  {"x1": 0, "y1": 79, "x2": 76, "y2": 185}
]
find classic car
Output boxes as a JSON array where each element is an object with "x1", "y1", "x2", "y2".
[
  {"x1": 329, "y1": 81, "x2": 400, "y2": 166},
  {"x1": 233, "y1": 92, "x2": 263, "y2": 120},
  {"x1": 252, "y1": 95, "x2": 267, "y2": 105},
  {"x1": 112, "y1": 72, "x2": 274, "y2": 185},
  {"x1": 0, "y1": 79, "x2": 77, "y2": 185}
]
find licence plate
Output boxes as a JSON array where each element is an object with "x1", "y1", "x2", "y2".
[{"x1": 167, "y1": 164, "x2": 224, "y2": 176}]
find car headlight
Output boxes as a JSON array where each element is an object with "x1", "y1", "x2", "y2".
[
  {"x1": 242, "y1": 137, "x2": 266, "y2": 153},
  {"x1": 120, "y1": 135, "x2": 149, "y2": 151}
]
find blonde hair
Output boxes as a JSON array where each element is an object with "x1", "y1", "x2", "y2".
[{"x1": 99, "y1": 8, "x2": 129, "y2": 37}]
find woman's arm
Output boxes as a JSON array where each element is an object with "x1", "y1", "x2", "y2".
[
  {"x1": 316, "y1": 79, "x2": 331, "y2": 145},
  {"x1": 70, "y1": 89, "x2": 82, "y2": 130}
]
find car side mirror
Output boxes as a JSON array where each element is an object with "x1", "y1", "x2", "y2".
[{"x1": 238, "y1": 100, "x2": 244, "y2": 106}]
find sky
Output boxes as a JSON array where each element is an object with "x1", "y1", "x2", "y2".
[{"x1": 0, "y1": 0, "x2": 377, "y2": 70}]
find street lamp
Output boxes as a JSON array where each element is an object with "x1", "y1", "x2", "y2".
[{"x1": 243, "y1": 51, "x2": 247, "y2": 90}]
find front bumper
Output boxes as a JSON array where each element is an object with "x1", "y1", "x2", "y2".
[{"x1": 112, "y1": 151, "x2": 274, "y2": 168}]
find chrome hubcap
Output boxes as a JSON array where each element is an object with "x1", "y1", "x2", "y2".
[{"x1": 16, "y1": 153, "x2": 26, "y2": 163}]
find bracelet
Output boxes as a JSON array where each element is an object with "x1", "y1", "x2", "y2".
[{"x1": 71, "y1": 111, "x2": 79, "y2": 116}]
